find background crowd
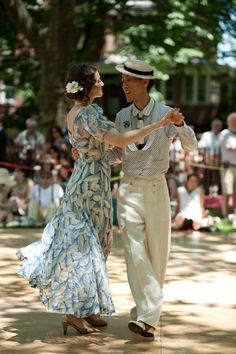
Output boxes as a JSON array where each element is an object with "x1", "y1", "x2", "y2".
[{"x1": 0, "y1": 112, "x2": 236, "y2": 230}]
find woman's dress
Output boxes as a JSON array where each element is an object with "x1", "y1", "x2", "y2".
[{"x1": 17, "y1": 103, "x2": 115, "y2": 317}]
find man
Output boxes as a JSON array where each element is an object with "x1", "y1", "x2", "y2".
[
  {"x1": 198, "y1": 119, "x2": 223, "y2": 195},
  {"x1": 109, "y1": 59, "x2": 197, "y2": 337},
  {"x1": 15, "y1": 117, "x2": 45, "y2": 167},
  {"x1": 219, "y1": 112, "x2": 236, "y2": 217}
]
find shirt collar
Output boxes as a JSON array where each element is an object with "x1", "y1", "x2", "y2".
[{"x1": 132, "y1": 98, "x2": 154, "y2": 117}]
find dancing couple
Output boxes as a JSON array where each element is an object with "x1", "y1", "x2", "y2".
[{"x1": 17, "y1": 60, "x2": 197, "y2": 338}]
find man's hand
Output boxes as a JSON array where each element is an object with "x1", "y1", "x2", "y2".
[{"x1": 71, "y1": 147, "x2": 80, "y2": 160}]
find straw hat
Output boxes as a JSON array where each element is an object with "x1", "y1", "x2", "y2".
[
  {"x1": 0, "y1": 168, "x2": 16, "y2": 187},
  {"x1": 115, "y1": 59, "x2": 154, "y2": 79}
]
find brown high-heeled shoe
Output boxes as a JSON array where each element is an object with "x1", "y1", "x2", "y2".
[
  {"x1": 63, "y1": 314, "x2": 97, "y2": 335},
  {"x1": 85, "y1": 314, "x2": 108, "y2": 327}
]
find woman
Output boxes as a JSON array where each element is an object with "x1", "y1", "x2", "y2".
[
  {"x1": 172, "y1": 174, "x2": 207, "y2": 231},
  {"x1": 17, "y1": 64, "x2": 179, "y2": 335}
]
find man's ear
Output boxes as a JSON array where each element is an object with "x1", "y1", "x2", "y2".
[{"x1": 142, "y1": 79, "x2": 149, "y2": 89}]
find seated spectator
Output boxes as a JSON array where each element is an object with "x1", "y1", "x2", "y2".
[
  {"x1": 172, "y1": 174, "x2": 208, "y2": 231},
  {"x1": 0, "y1": 168, "x2": 16, "y2": 226},
  {"x1": 8, "y1": 169, "x2": 34, "y2": 217},
  {"x1": 26, "y1": 170, "x2": 64, "y2": 226}
]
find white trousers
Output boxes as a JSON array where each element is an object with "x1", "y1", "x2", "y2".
[{"x1": 117, "y1": 174, "x2": 171, "y2": 328}]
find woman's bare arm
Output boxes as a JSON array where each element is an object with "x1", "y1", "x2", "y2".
[{"x1": 104, "y1": 109, "x2": 184, "y2": 148}]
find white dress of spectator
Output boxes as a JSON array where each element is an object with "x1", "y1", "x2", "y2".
[
  {"x1": 172, "y1": 174, "x2": 207, "y2": 231},
  {"x1": 176, "y1": 185, "x2": 204, "y2": 223}
]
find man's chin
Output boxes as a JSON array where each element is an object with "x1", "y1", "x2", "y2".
[{"x1": 125, "y1": 96, "x2": 133, "y2": 103}]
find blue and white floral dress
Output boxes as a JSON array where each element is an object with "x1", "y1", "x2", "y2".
[{"x1": 17, "y1": 103, "x2": 115, "y2": 317}]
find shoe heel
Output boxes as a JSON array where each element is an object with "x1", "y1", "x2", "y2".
[{"x1": 62, "y1": 321, "x2": 68, "y2": 335}]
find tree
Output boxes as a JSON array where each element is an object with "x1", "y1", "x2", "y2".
[{"x1": 1, "y1": 0, "x2": 236, "y2": 132}]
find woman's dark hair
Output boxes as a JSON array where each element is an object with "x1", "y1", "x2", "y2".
[
  {"x1": 65, "y1": 64, "x2": 98, "y2": 105},
  {"x1": 186, "y1": 173, "x2": 198, "y2": 181}
]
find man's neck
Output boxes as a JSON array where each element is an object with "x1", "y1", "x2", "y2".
[{"x1": 133, "y1": 95, "x2": 151, "y2": 111}]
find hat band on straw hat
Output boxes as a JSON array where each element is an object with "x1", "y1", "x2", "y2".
[{"x1": 123, "y1": 64, "x2": 153, "y2": 77}]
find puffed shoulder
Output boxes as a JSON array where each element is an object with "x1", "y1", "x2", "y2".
[{"x1": 75, "y1": 103, "x2": 115, "y2": 142}]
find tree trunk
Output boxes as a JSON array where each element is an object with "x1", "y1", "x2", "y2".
[
  {"x1": 1, "y1": 0, "x2": 108, "y2": 136},
  {"x1": 37, "y1": 0, "x2": 75, "y2": 135}
]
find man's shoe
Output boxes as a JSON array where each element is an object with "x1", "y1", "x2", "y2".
[{"x1": 128, "y1": 320, "x2": 155, "y2": 338}]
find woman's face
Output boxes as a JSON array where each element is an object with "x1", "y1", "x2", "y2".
[
  {"x1": 89, "y1": 71, "x2": 104, "y2": 100},
  {"x1": 186, "y1": 176, "x2": 198, "y2": 191}
]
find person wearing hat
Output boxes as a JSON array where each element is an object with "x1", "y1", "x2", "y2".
[
  {"x1": 17, "y1": 63, "x2": 185, "y2": 336},
  {"x1": 0, "y1": 168, "x2": 16, "y2": 226},
  {"x1": 111, "y1": 59, "x2": 198, "y2": 337}
]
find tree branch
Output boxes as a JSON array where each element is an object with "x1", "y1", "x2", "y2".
[{"x1": 1, "y1": 0, "x2": 40, "y2": 53}]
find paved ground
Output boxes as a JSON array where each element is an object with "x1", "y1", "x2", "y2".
[{"x1": 0, "y1": 228, "x2": 236, "y2": 354}]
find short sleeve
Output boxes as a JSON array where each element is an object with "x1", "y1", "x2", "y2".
[{"x1": 75, "y1": 103, "x2": 115, "y2": 142}]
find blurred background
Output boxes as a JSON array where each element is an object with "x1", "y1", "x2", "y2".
[
  {"x1": 0, "y1": 0, "x2": 236, "y2": 229},
  {"x1": 1, "y1": 0, "x2": 236, "y2": 131}
]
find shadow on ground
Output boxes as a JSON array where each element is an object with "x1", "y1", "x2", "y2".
[{"x1": 0, "y1": 228, "x2": 236, "y2": 353}]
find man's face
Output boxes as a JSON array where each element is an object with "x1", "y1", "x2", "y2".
[
  {"x1": 211, "y1": 121, "x2": 222, "y2": 134},
  {"x1": 41, "y1": 173, "x2": 52, "y2": 187},
  {"x1": 27, "y1": 123, "x2": 37, "y2": 134},
  {"x1": 228, "y1": 115, "x2": 236, "y2": 132},
  {"x1": 121, "y1": 74, "x2": 145, "y2": 102}
]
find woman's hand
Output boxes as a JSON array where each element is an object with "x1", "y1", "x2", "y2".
[
  {"x1": 162, "y1": 108, "x2": 185, "y2": 127},
  {"x1": 71, "y1": 147, "x2": 80, "y2": 160}
]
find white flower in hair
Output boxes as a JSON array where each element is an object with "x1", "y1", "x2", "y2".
[{"x1": 66, "y1": 81, "x2": 83, "y2": 93}]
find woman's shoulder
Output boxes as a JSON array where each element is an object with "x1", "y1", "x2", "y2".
[
  {"x1": 74, "y1": 103, "x2": 103, "y2": 120},
  {"x1": 86, "y1": 103, "x2": 103, "y2": 116}
]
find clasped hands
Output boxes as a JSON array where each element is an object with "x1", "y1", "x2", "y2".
[{"x1": 160, "y1": 108, "x2": 185, "y2": 128}]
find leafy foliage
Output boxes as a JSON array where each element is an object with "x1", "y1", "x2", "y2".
[{"x1": 0, "y1": 0, "x2": 235, "y2": 128}]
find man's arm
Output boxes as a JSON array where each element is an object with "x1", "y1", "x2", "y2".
[{"x1": 167, "y1": 122, "x2": 198, "y2": 152}]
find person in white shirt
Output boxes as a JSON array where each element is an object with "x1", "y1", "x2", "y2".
[
  {"x1": 15, "y1": 117, "x2": 45, "y2": 167},
  {"x1": 110, "y1": 59, "x2": 197, "y2": 337},
  {"x1": 198, "y1": 119, "x2": 223, "y2": 194},
  {"x1": 219, "y1": 112, "x2": 236, "y2": 217},
  {"x1": 27, "y1": 170, "x2": 64, "y2": 225},
  {"x1": 172, "y1": 174, "x2": 207, "y2": 230}
]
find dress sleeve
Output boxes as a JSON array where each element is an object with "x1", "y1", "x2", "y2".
[{"x1": 75, "y1": 103, "x2": 115, "y2": 142}]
